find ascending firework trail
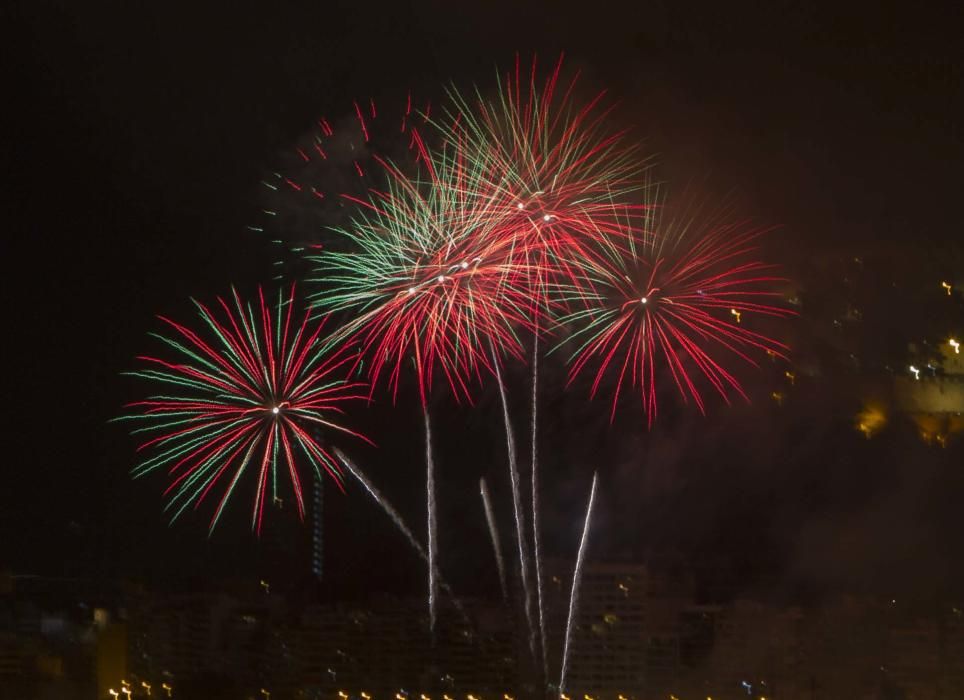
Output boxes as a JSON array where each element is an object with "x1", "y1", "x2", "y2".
[
  {"x1": 335, "y1": 448, "x2": 468, "y2": 625},
  {"x1": 559, "y1": 471, "x2": 599, "y2": 694},
  {"x1": 530, "y1": 335, "x2": 549, "y2": 680},
  {"x1": 492, "y1": 346, "x2": 538, "y2": 664},
  {"x1": 480, "y1": 477, "x2": 509, "y2": 602}
]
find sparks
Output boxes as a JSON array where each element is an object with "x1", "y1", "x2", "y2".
[
  {"x1": 556, "y1": 189, "x2": 794, "y2": 424},
  {"x1": 308, "y1": 149, "x2": 544, "y2": 403},
  {"x1": 432, "y1": 54, "x2": 644, "y2": 311},
  {"x1": 116, "y1": 285, "x2": 369, "y2": 534}
]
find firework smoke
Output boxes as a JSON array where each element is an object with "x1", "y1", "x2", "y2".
[{"x1": 560, "y1": 471, "x2": 599, "y2": 693}]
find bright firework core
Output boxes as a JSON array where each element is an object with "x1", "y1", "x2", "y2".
[
  {"x1": 271, "y1": 406, "x2": 280, "y2": 415},
  {"x1": 404, "y1": 260, "x2": 485, "y2": 296}
]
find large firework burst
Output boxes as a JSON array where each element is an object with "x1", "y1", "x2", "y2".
[
  {"x1": 308, "y1": 148, "x2": 544, "y2": 403},
  {"x1": 116, "y1": 285, "x2": 368, "y2": 534},
  {"x1": 434, "y1": 54, "x2": 643, "y2": 299},
  {"x1": 558, "y1": 190, "x2": 794, "y2": 423}
]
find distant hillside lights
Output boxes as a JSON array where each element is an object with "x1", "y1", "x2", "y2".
[
  {"x1": 856, "y1": 334, "x2": 964, "y2": 444},
  {"x1": 856, "y1": 402, "x2": 887, "y2": 438},
  {"x1": 889, "y1": 335, "x2": 964, "y2": 444},
  {"x1": 947, "y1": 338, "x2": 963, "y2": 374}
]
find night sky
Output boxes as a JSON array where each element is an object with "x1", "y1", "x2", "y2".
[{"x1": 5, "y1": 1, "x2": 963, "y2": 603}]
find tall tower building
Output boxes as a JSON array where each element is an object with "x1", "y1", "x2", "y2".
[{"x1": 311, "y1": 474, "x2": 324, "y2": 584}]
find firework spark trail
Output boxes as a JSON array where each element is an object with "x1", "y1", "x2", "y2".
[
  {"x1": 479, "y1": 478, "x2": 509, "y2": 602},
  {"x1": 530, "y1": 336, "x2": 549, "y2": 682},
  {"x1": 334, "y1": 449, "x2": 422, "y2": 555},
  {"x1": 492, "y1": 352, "x2": 537, "y2": 664},
  {"x1": 334, "y1": 448, "x2": 468, "y2": 625},
  {"x1": 423, "y1": 405, "x2": 439, "y2": 640},
  {"x1": 560, "y1": 471, "x2": 599, "y2": 694}
]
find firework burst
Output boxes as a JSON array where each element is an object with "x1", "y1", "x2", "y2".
[
  {"x1": 435, "y1": 54, "x2": 643, "y2": 300},
  {"x1": 558, "y1": 189, "x2": 794, "y2": 424},
  {"x1": 308, "y1": 149, "x2": 544, "y2": 403},
  {"x1": 116, "y1": 285, "x2": 369, "y2": 534}
]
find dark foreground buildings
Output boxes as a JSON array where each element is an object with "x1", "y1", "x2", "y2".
[{"x1": 3, "y1": 565, "x2": 964, "y2": 700}]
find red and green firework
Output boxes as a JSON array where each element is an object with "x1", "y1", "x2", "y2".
[
  {"x1": 434, "y1": 54, "x2": 643, "y2": 301},
  {"x1": 557, "y1": 190, "x2": 794, "y2": 424},
  {"x1": 307, "y1": 148, "x2": 546, "y2": 403},
  {"x1": 117, "y1": 286, "x2": 369, "y2": 534}
]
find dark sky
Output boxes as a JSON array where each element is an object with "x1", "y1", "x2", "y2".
[{"x1": 4, "y1": 1, "x2": 963, "y2": 602}]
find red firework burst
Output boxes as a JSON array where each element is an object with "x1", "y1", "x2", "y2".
[
  {"x1": 309, "y1": 151, "x2": 547, "y2": 404},
  {"x1": 558, "y1": 195, "x2": 794, "y2": 424},
  {"x1": 437, "y1": 54, "x2": 644, "y2": 300}
]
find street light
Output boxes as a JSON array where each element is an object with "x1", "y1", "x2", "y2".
[
  {"x1": 161, "y1": 683, "x2": 172, "y2": 698},
  {"x1": 141, "y1": 681, "x2": 152, "y2": 696}
]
